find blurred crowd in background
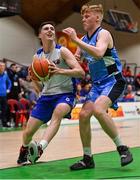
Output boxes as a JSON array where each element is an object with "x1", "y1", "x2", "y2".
[{"x1": 0, "y1": 59, "x2": 140, "y2": 128}]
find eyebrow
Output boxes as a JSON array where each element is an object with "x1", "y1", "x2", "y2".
[{"x1": 43, "y1": 26, "x2": 54, "y2": 29}]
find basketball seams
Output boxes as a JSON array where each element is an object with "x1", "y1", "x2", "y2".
[
  {"x1": 39, "y1": 59, "x2": 45, "y2": 78},
  {"x1": 31, "y1": 57, "x2": 50, "y2": 81},
  {"x1": 31, "y1": 61, "x2": 41, "y2": 80}
]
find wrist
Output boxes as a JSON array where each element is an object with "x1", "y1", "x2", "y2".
[{"x1": 73, "y1": 37, "x2": 80, "y2": 45}]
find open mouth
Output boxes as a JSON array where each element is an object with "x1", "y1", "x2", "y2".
[{"x1": 47, "y1": 34, "x2": 53, "y2": 38}]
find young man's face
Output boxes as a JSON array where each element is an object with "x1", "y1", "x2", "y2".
[
  {"x1": 81, "y1": 10, "x2": 101, "y2": 31},
  {"x1": 39, "y1": 24, "x2": 55, "y2": 41}
]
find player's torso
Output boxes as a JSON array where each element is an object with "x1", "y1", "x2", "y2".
[
  {"x1": 36, "y1": 45, "x2": 76, "y2": 95},
  {"x1": 81, "y1": 27, "x2": 122, "y2": 83}
]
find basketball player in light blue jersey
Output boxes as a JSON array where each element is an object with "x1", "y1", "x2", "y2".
[
  {"x1": 63, "y1": 3, "x2": 133, "y2": 170},
  {"x1": 17, "y1": 22, "x2": 85, "y2": 165}
]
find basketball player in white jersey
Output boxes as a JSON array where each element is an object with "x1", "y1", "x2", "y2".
[{"x1": 17, "y1": 22, "x2": 85, "y2": 165}]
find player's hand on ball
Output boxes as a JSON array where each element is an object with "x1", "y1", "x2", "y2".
[{"x1": 49, "y1": 62, "x2": 60, "y2": 75}]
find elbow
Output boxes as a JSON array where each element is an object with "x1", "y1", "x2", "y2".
[
  {"x1": 93, "y1": 51, "x2": 104, "y2": 59},
  {"x1": 72, "y1": 68, "x2": 85, "y2": 78},
  {"x1": 94, "y1": 54, "x2": 103, "y2": 59},
  {"x1": 97, "y1": 55, "x2": 103, "y2": 59}
]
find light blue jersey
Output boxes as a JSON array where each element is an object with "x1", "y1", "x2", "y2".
[
  {"x1": 82, "y1": 27, "x2": 122, "y2": 83},
  {"x1": 81, "y1": 27, "x2": 126, "y2": 110}
]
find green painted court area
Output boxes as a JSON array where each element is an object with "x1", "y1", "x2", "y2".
[{"x1": 0, "y1": 147, "x2": 140, "y2": 179}]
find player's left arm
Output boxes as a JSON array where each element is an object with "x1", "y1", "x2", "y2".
[{"x1": 49, "y1": 47, "x2": 85, "y2": 78}]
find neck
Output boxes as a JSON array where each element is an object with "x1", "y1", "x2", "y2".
[
  {"x1": 42, "y1": 40, "x2": 55, "y2": 54},
  {"x1": 88, "y1": 24, "x2": 101, "y2": 37}
]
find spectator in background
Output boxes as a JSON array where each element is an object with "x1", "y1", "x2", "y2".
[
  {"x1": 123, "y1": 66, "x2": 134, "y2": 85},
  {"x1": 19, "y1": 74, "x2": 32, "y2": 98},
  {"x1": 79, "y1": 83, "x2": 92, "y2": 103},
  {"x1": 18, "y1": 66, "x2": 28, "y2": 79},
  {"x1": 0, "y1": 62, "x2": 11, "y2": 127},
  {"x1": 80, "y1": 58, "x2": 89, "y2": 74},
  {"x1": 123, "y1": 66, "x2": 132, "y2": 77},
  {"x1": 7, "y1": 63, "x2": 21, "y2": 100},
  {"x1": 80, "y1": 83, "x2": 91, "y2": 96},
  {"x1": 123, "y1": 84, "x2": 135, "y2": 102},
  {"x1": 19, "y1": 75, "x2": 39, "y2": 108}
]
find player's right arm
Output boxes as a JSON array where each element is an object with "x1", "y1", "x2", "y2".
[
  {"x1": 63, "y1": 27, "x2": 111, "y2": 59},
  {"x1": 48, "y1": 47, "x2": 85, "y2": 78}
]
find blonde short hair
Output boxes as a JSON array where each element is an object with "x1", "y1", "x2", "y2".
[{"x1": 81, "y1": 3, "x2": 104, "y2": 16}]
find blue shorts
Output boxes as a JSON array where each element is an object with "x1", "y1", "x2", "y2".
[
  {"x1": 86, "y1": 73, "x2": 126, "y2": 110},
  {"x1": 31, "y1": 93, "x2": 76, "y2": 123}
]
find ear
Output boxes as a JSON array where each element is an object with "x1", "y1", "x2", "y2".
[{"x1": 96, "y1": 15, "x2": 100, "y2": 21}]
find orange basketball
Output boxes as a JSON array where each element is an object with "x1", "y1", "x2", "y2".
[
  {"x1": 28, "y1": 65, "x2": 40, "y2": 81},
  {"x1": 29, "y1": 56, "x2": 50, "y2": 81}
]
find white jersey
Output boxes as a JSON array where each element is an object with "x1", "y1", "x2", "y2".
[{"x1": 35, "y1": 45, "x2": 76, "y2": 96}]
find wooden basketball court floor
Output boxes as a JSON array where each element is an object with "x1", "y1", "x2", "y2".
[{"x1": 0, "y1": 118, "x2": 140, "y2": 169}]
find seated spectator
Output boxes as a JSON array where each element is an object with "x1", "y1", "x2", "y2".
[
  {"x1": 19, "y1": 75, "x2": 39, "y2": 107},
  {"x1": 80, "y1": 59, "x2": 89, "y2": 74},
  {"x1": 123, "y1": 84, "x2": 135, "y2": 102},
  {"x1": 125, "y1": 76, "x2": 134, "y2": 85},
  {"x1": 19, "y1": 75, "x2": 32, "y2": 96},
  {"x1": 80, "y1": 83, "x2": 91, "y2": 97},
  {"x1": 123, "y1": 66, "x2": 132, "y2": 77},
  {"x1": 76, "y1": 82, "x2": 91, "y2": 103}
]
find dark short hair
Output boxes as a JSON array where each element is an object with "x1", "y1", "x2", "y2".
[
  {"x1": 38, "y1": 21, "x2": 56, "y2": 34},
  {"x1": 10, "y1": 63, "x2": 16, "y2": 67}
]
